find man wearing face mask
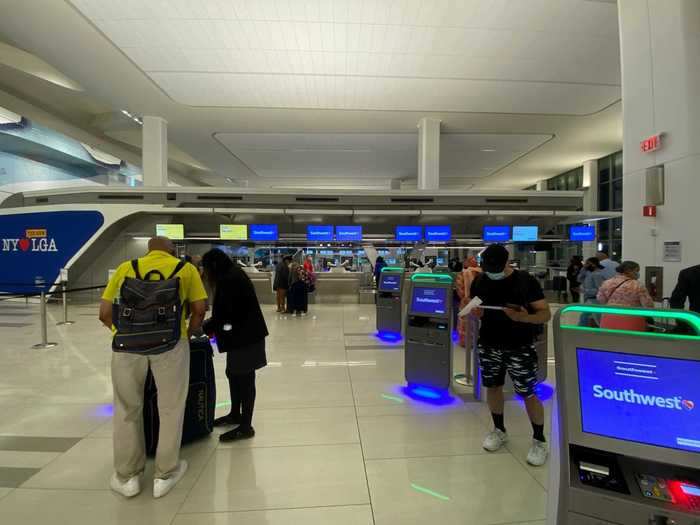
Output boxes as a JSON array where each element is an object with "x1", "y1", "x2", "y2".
[{"x1": 470, "y1": 244, "x2": 552, "y2": 466}]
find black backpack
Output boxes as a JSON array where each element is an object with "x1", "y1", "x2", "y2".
[{"x1": 112, "y1": 259, "x2": 186, "y2": 355}]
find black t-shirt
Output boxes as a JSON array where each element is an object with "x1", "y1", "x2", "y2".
[{"x1": 470, "y1": 270, "x2": 545, "y2": 349}]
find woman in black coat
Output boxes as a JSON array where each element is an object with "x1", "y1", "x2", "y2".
[{"x1": 202, "y1": 249, "x2": 268, "y2": 442}]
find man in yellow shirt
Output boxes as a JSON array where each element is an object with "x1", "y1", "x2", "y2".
[{"x1": 99, "y1": 237, "x2": 207, "y2": 499}]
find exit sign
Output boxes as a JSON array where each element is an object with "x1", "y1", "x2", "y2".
[
  {"x1": 641, "y1": 134, "x2": 662, "y2": 153},
  {"x1": 643, "y1": 205, "x2": 657, "y2": 217}
]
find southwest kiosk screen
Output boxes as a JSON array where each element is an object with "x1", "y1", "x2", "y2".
[
  {"x1": 336, "y1": 225, "x2": 362, "y2": 242},
  {"x1": 249, "y1": 224, "x2": 279, "y2": 241},
  {"x1": 577, "y1": 348, "x2": 700, "y2": 453},
  {"x1": 425, "y1": 225, "x2": 451, "y2": 242},
  {"x1": 570, "y1": 225, "x2": 596, "y2": 242},
  {"x1": 410, "y1": 286, "x2": 447, "y2": 315},
  {"x1": 306, "y1": 225, "x2": 334, "y2": 241},
  {"x1": 379, "y1": 274, "x2": 401, "y2": 292},
  {"x1": 483, "y1": 225, "x2": 511, "y2": 242},
  {"x1": 396, "y1": 226, "x2": 423, "y2": 242}
]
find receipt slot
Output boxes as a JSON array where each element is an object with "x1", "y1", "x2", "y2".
[
  {"x1": 376, "y1": 267, "x2": 405, "y2": 337},
  {"x1": 548, "y1": 305, "x2": 700, "y2": 525},
  {"x1": 405, "y1": 273, "x2": 454, "y2": 390}
]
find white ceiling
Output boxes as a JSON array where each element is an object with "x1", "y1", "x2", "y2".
[{"x1": 72, "y1": 0, "x2": 620, "y2": 114}]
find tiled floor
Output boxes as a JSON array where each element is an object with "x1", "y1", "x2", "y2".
[{"x1": 0, "y1": 300, "x2": 552, "y2": 524}]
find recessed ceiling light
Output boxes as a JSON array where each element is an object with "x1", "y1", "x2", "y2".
[
  {"x1": 225, "y1": 177, "x2": 234, "y2": 183},
  {"x1": 481, "y1": 148, "x2": 497, "y2": 152}
]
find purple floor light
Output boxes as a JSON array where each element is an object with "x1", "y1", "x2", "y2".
[
  {"x1": 375, "y1": 331, "x2": 402, "y2": 344},
  {"x1": 400, "y1": 383, "x2": 456, "y2": 406},
  {"x1": 93, "y1": 403, "x2": 114, "y2": 418}
]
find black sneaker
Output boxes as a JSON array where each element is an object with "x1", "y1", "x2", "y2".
[
  {"x1": 219, "y1": 426, "x2": 255, "y2": 442},
  {"x1": 213, "y1": 414, "x2": 240, "y2": 427}
]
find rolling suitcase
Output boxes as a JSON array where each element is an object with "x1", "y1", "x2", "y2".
[{"x1": 143, "y1": 335, "x2": 216, "y2": 456}]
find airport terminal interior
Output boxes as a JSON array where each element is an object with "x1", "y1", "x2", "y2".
[{"x1": 1, "y1": 1, "x2": 700, "y2": 524}]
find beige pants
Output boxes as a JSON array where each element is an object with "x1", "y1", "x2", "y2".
[{"x1": 111, "y1": 339, "x2": 189, "y2": 480}]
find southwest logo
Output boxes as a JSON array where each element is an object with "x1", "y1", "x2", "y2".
[
  {"x1": 1, "y1": 228, "x2": 58, "y2": 253},
  {"x1": 593, "y1": 385, "x2": 694, "y2": 412},
  {"x1": 682, "y1": 399, "x2": 695, "y2": 411}
]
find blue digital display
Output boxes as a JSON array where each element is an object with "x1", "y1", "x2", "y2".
[
  {"x1": 410, "y1": 286, "x2": 447, "y2": 315},
  {"x1": 425, "y1": 225, "x2": 452, "y2": 242},
  {"x1": 483, "y1": 225, "x2": 511, "y2": 242},
  {"x1": 379, "y1": 273, "x2": 401, "y2": 292},
  {"x1": 336, "y1": 225, "x2": 363, "y2": 242},
  {"x1": 512, "y1": 225, "x2": 538, "y2": 242},
  {"x1": 570, "y1": 225, "x2": 596, "y2": 242},
  {"x1": 306, "y1": 224, "x2": 334, "y2": 241},
  {"x1": 249, "y1": 224, "x2": 279, "y2": 241},
  {"x1": 396, "y1": 225, "x2": 423, "y2": 242},
  {"x1": 577, "y1": 348, "x2": 700, "y2": 453}
]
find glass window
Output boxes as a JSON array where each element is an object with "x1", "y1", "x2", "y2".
[
  {"x1": 613, "y1": 152, "x2": 623, "y2": 181},
  {"x1": 600, "y1": 182, "x2": 610, "y2": 210},
  {"x1": 612, "y1": 218, "x2": 623, "y2": 239},
  {"x1": 612, "y1": 179, "x2": 623, "y2": 210}
]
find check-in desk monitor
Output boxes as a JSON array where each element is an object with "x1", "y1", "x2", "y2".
[
  {"x1": 376, "y1": 267, "x2": 404, "y2": 335},
  {"x1": 550, "y1": 305, "x2": 700, "y2": 525},
  {"x1": 404, "y1": 274, "x2": 453, "y2": 390}
]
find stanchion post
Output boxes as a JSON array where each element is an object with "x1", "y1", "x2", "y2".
[
  {"x1": 32, "y1": 291, "x2": 58, "y2": 349},
  {"x1": 56, "y1": 280, "x2": 74, "y2": 326}
]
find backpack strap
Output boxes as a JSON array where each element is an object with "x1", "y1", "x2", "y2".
[
  {"x1": 168, "y1": 260, "x2": 187, "y2": 280},
  {"x1": 131, "y1": 259, "x2": 143, "y2": 280}
]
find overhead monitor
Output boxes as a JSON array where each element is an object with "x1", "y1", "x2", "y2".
[
  {"x1": 219, "y1": 224, "x2": 247, "y2": 240},
  {"x1": 395, "y1": 225, "x2": 423, "y2": 242},
  {"x1": 155, "y1": 224, "x2": 184, "y2": 240},
  {"x1": 425, "y1": 225, "x2": 452, "y2": 242},
  {"x1": 483, "y1": 225, "x2": 511, "y2": 242},
  {"x1": 336, "y1": 225, "x2": 363, "y2": 242},
  {"x1": 410, "y1": 286, "x2": 448, "y2": 316},
  {"x1": 512, "y1": 225, "x2": 539, "y2": 242},
  {"x1": 306, "y1": 224, "x2": 334, "y2": 242},
  {"x1": 249, "y1": 224, "x2": 279, "y2": 242},
  {"x1": 577, "y1": 347, "x2": 700, "y2": 454},
  {"x1": 379, "y1": 272, "x2": 402, "y2": 292},
  {"x1": 570, "y1": 224, "x2": 596, "y2": 242}
]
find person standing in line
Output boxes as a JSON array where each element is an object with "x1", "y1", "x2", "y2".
[
  {"x1": 287, "y1": 261, "x2": 308, "y2": 316},
  {"x1": 201, "y1": 249, "x2": 268, "y2": 442},
  {"x1": 455, "y1": 255, "x2": 482, "y2": 348},
  {"x1": 273, "y1": 256, "x2": 292, "y2": 313},
  {"x1": 566, "y1": 255, "x2": 583, "y2": 303},
  {"x1": 303, "y1": 255, "x2": 315, "y2": 275},
  {"x1": 469, "y1": 244, "x2": 551, "y2": 467},
  {"x1": 99, "y1": 237, "x2": 207, "y2": 499},
  {"x1": 374, "y1": 256, "x2": 387, "y2": 287},
  {"x1": 596, "y1": 251, "x2": 619, "y2": 281},
  {"x1": 577, "y1": 257, "x2": 607, "y2": 327},
  {"x1": 670, "y1": 264, "x2": 700, "y2": 312},
  {"x1": 597, "y1": 260, "x2": 654, "y2": 332}
]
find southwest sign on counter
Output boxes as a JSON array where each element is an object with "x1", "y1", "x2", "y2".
[
  {"x1": 220, "y1": 224, "x2": 247, "y2": 240},
  {"x1": 249, "y1": 224, "x2": 279, "y2": 241},
  {"x1": 335, "y1": 225, "x2": 362, "y2": 242},
  {"x1": 395, "y1": 225, "x2": 423, "y2": 242},
  {"x1": 306, "y1": 225, "x2": 334, "y2": 241},
  {"x1": 156, "y1": 224, "x2": 184, "y2": 240},
  {"x1": 425, "y1": 225, "x2": 451, "y2": 242}
]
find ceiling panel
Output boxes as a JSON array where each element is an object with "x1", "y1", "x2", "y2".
[{"x1": 71, "y1": 0, "x2": 621, "y2": 114}]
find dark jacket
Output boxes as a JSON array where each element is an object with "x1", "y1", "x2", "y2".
[
  {"x1": 203, "y1": 268, "x2": 268, "y2": 372},
  {"x1": 671, "y1": 265, "x2": 700, "y2": 312},
  {"x1": 273, "y1": 261, "x2": 290, "y2": 290}
]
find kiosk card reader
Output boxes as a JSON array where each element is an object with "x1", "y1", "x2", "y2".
[
  {"x1": 405, "y1": 273, "x2": 454, "y2": 390},
  {"x1": 376, "y1": 267, "x2": 405, "y2": 336},
  {"x1": 549, "y1": 305, "x2": 700, "y2": 525}
]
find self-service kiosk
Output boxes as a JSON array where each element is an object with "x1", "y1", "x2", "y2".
[
  {"x1": 376, "y1": 267, "x2": 405, "y2": 337},
  {"x1": 549, "y1": 305, "x2": 700, "y2": 525},
  {"x1": 405, "y1": 273, "x2": 454, "y2": 390}
]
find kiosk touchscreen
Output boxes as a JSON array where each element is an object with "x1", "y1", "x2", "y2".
[
  {"x1": 376, "y1": 267, "x2": 404, "y2": 336},
  {"x1": 549, "y1": 305, "x2": 700, "y2": 525},
  {"x1": 404, "y1": 273, "x2": 454, "y2": 390}
]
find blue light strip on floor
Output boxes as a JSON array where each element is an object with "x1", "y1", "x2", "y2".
[{"x1": 410, "y1": 483, "x2": 450, "y2": 501}]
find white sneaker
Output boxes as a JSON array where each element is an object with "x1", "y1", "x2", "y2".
[
  {"x1": 526, "y1": 439, "x2": 548, "y2": 466},
  {"x1": 153, "y1": 460, "x2": 188, "y2": 499},
  {"x1": 110, "y1": 473, "x2": 141, "y2": 498},
  {"x1": 482, "y1": 429, "x2": 508, "y2": 452}
]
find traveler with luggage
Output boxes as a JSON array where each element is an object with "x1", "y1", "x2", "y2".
[
  {"x1": 201, "y1": 249, "x2": 268, "y2": 442},
  {"x1": 273, "y1": 256, "x2": 292, "y2": 313},
  {"x1": 597, "y1": 260, "x2": 654, "y2": 332},
  {"x1": 566, "y1": 255, "x2": 583, "y2": 303},
  {"x1": 99, "y1": 237, "x2": 207, "y2": 499},
  {"x1": 577, "y1": 257, "x2": 607, "y2": 327},
  {"x1": 287, "y1": 261, "x2": 309, "y2": 315}
]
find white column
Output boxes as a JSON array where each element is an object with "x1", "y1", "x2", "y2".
[
  {"x1": 535, "y1": 180, "x2": 547, "y2": 191},
  {"x1": 142, "y1": 116, "x2": 168, "y2": 187},
  {"x1": 618, "y1": 0, "x2": 700, "y2": 293},
  {"x1": 417, "y1": 117, "x2": 441, "y2": 190},
  {"x1": 581, "y1": 160, "x2": 599, "y2": 259}
]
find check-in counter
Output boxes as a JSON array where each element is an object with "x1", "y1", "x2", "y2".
[
  {"x1": 314, "y1": 272, "x2": 362, "y2": 303},
  {"x1": 247, "y1": 271, "x2": 275, "y2": 304}
]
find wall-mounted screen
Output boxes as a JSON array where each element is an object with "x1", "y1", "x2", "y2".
[
  {"x1": 306, "y1": 225, "x2": 334, "y2": 242},
  {"x1": 512, "y1": 225, "x2": 538, "y2": 242},
  {"x1": 336, "y1": 225, "x2": 363, "y2": 242},
  {"x1": 395, "y1": 225, "x2": 423, "y2": 242},
  {"x1": 249, "y1": 224, "x2": 279, "y2": 241},
  {"x1": 483, "y1": 225, "x2": 511, "y2": 242},
  {"x1": 220, "y1": 224, "x2": 247, "y2": 240},
  {"x1": 156, "y1": 224, "x2": 184, "y2": 240},
  {"x1": 577, "y1": 347, "x2": 700, "y2": 454},
  {"x1": 379, "y1": 273, "x2": 402, "y2": 292},
  {"x1": 425, "y1": 225, "x2": 452, "y2": 242},
  {"x1": 570, "y1": 225, "x2": 596, "y2": 242},
  {"x1": 410, "y1": 286, "x2": 447, "y2": 316}
]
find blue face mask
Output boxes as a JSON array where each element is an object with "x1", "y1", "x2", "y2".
[{"x1": 486, "y1": 271, "x2": 507, "y2": 281}]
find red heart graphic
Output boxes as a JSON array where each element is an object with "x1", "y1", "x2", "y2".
[
  {"x1": 682, "y1": 400, "x2": 695, "y2": 410},
  {"x1": 18, "y1": 238, "x2": 30, "y2": 251}
]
